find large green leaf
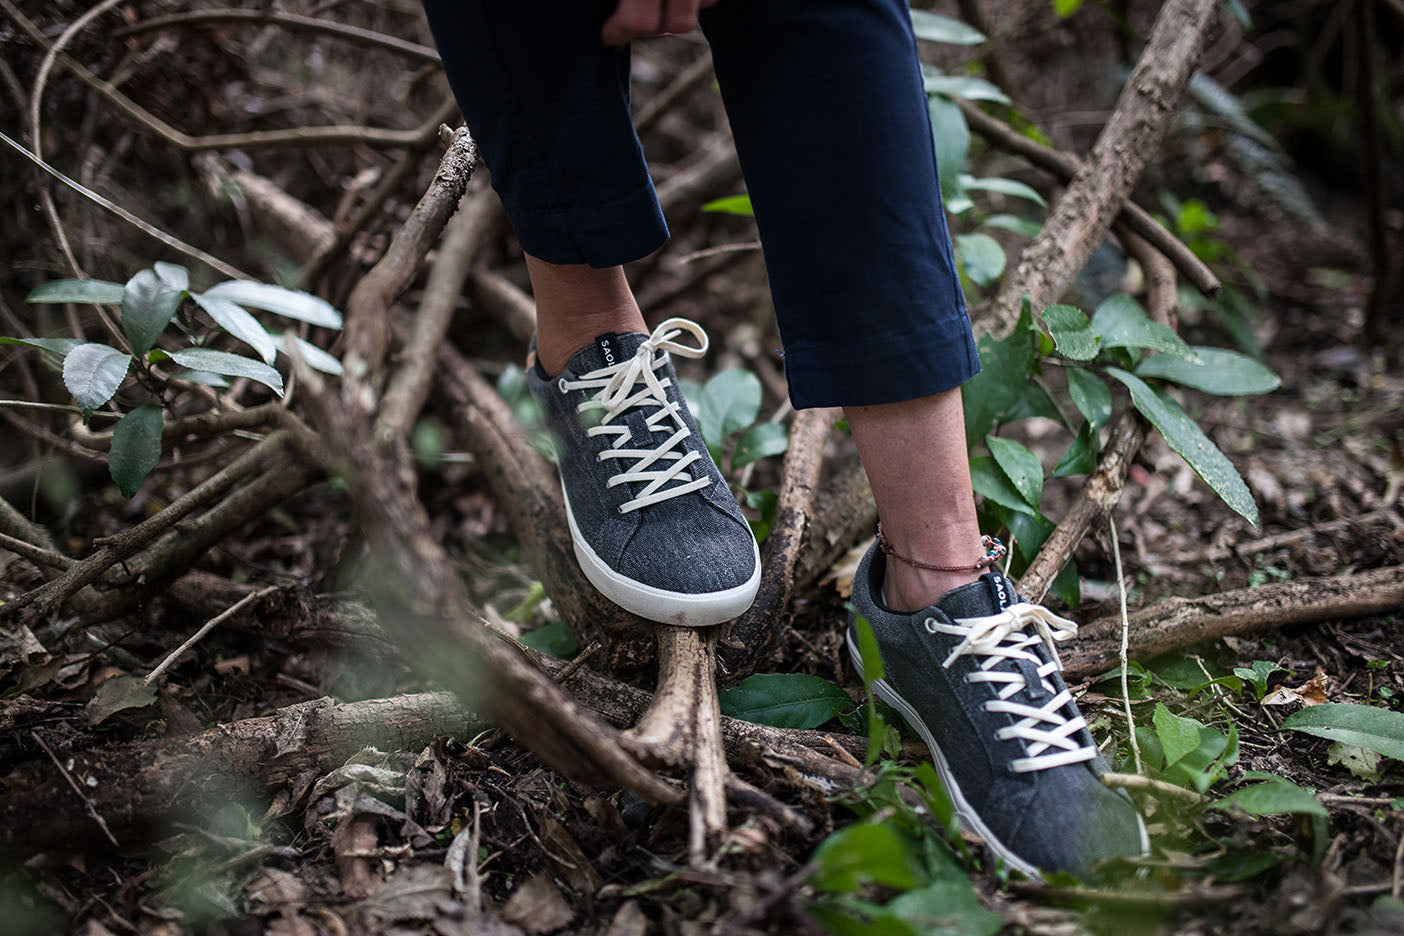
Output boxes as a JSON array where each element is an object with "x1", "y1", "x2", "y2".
[
  {"x1": 1053, "y1": 422, "x2": 1098, "y2": 477},
  {"x1": 887, "y1": 879, "x2": 1004, "y2": 936},
  {"x1": 732, "y1": 422, "x2": 788, "y2": 469},
  {"x1": 1280, "y1": 703, "x2": 1404, "y2": 760},
  {"x1": 62, "y1": 343, "x2": 131, "y2": 414},
  {"x1": 1153, "y1": 703, "x2": 1204, "y2": 769},
  {"x1": 164, "y1": 347, "x2": 284, "y2": 396},
  {"x1": 201, "y1": 281, "x2": 342, "y2": 329},
  {"x1": 970, "y1": 455, "x2": 1036, "y2": 516},
  {"x1": 190, "y1": 292, "x2": 277, "y2": 363},
  {"x1": 25, "y1": 278, "x2": 125, "y2": 305},
  {"x1": 1040, "y1": 304, "x2": 1098, "y2": 361},
  {"x1": 922, "y1": 75, "x2": 1011, "y2": 104},
  {"x1": 718, "y1": 673, "x2": 853, "y2": 730},
  {"x1": 1066, "y1": 366, "x2": 1111, "y2": 431},
  {"x1": 1212, "y1": 776, "x2": 1325, "y2": 818},
  {"x1": 121, "y1": 269, "x2": 184, "y2": 357},
  {"x1": 959, "y1": 175, "x2": 1047, "y2": 207},
  {"x1": 961, "y1": 325, "x2": 1034, "y2": 447},
  {"x1": 927, "y1": 94, "x2": 969, "y2": 200},
  {"x1": 985, "y1": 435, "x2": 1042, "y2": 508},
  {"x1": 981, "y1": 213, "x2": 1043, "y2": 239},
  {"x1": 278, "y1": 333, "x2": 343, "y2": 375},
  {"x1": 1003, "y1": 378, "x2": 1066, "y2": 426},
  {"x1": 909, "y1": 10, "x2": 986, "y2": 45},
  {"x1": 108, "y1": 404, "x2": 163, "y2": 498},
  {"x1": 810, "y1": 823, "x2": 921, "y2": 893},
  {"x1": 955, "y1": 233, "x2": 1006, "y2": 288},
  {"x1": 697, "y1": 368, "x2": 760, "y2": 456},
  {"x1": 1107, "y1": 368, "x2": 1257, "y2": 525},
  {"x1": 1091, "y1": 294, "x2": 1200, "y2": 362},
  {"x1": 1135, "y1": 347, "x2": 1281, "y2": 395},
  {"x1": 153, "y1": 261, "x2": 190, "y2": 291},
  {"x1": 0, "y1": 336, "x2": 84, "y2": 357}
]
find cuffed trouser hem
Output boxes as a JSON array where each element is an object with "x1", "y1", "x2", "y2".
[
  {"x1": 782, "y1": 323, "x2": 980, "y2": 410},
  {"x1": 510, "y1": 184, "x2": 669, "y2": 268}
]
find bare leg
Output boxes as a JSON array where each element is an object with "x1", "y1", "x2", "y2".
[
  {"x1": 526, "y1": 254, "x2": 647, "y2": 375},
  {"x1": 845, "y1": 387, "x2": 984, "y2": 612}
]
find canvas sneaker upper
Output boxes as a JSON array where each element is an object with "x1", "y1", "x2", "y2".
[{"x1": 527, "y1": 318, "x2": 761, "y2": 627}]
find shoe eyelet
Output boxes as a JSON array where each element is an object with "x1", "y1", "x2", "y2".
[
  {"x1": 558, "y1": 377, "x2": 568, "y2": 393},
  {"x1": 923, "y1": 617, "x2": 938, "y2": 634}
]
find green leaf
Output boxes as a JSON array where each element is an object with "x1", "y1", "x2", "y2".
[
  {"x1": 62, "y1": 343, "x2": 131, "y2": 414},
  {"x1": 1053, "y1": 422, "x2": 1098, "y2": 477},
  {"x1": 985, "y1": 435, "x2": 1042, "y2": 508},
  {"x1": 853, "y1": 613, "x2": 887, "y2": 765},
  {"x1": 153, "y1": 261, "x2": 190, "y2": 291},
  {"x1": 121, "y1": 269, "x2": 185, "y2": 357},
  {"x1": 1213, "y1": 776, "x2": 1326, "y2": 818},
  {"x1": 1233, "y1": 660, "x2": 1284, "y2": 701},
  {"x1": 698, "y1": 369, "x2": 761, "y2": 455},
  {"x1": 810, "y1": 823, "x2": 920, "y2": 893},
  {"x1": 718, "y1": 674, "x2": 854, "y2": 730},
  {"x1": 961, "y1": 324, "x2": 1035, "y2": 446},
  {"x1": 108, "y1": 404, "x2": 163, "y2": 498},
  {"x1": 0, "y1": 336, "x2": 84, "y2": 357},
  {"x1": 165, "y1": 347, "x2": 284, "y2": 396},
  {"x1": 886, "y1": 879, "x2": 1004, "y2": 936},
  {"x1": 1003, "y1": 378, "x2": 1066, "y2": 426},
  {"x1": 1053, "y1": 0, "x2": 1085, "y2": 17},
  {"x1": 1040, "y1": 304, "x2": 1098, "y2": 361},
  {"x1": 25, "y1": 278, "x2": 125, "y2": 305},
  {"x1": 517, "y1": 619, "x2": 579, "y2": 659},
  {"x1": 278, "y1": 333, "x2": 344, "y2": 375},
  {"x1": 955, "y1": 233, "x2": 1006, "y2": 288},
  {"x1": 1066, "y1": 367, "x2": 1112, "y2": 431},
  {"x1": 701, "y1": 194, "x2": 754, "y2": 217},
  {"x1": 927, "y1": 94, "x2": 970, "y2": 200},
  {"x1": 1106, "y1": 368, "x2": 1258, "y2": 525},
  {"x1": 909, "y1": 10, "x2": 986, "y2": 45},
  {"x1": 202, "y1": 281, "x2": 342, "y2": 329},
  {"x1": 190, "y1": 292, "x2": 278, "y2": 363},
  {"x1": 732, "y1": 422, "x2": 788, "y2": 469},
  {"x1": 1153, "y1": 703, "x2": 1204, "y2": 768},
  {"x1": 1091, "y1": 294, "x2": 1200, "y2": 362},
  {"x1": 171, "y1": 369, "x2": 231, "y2": 388},
  {"x1": 746, "y1": 488, "x2": 779, "y2": 545},
  {"x1": 1280, "y1": 702, "x2": 1404, "y2": 760},
  {"x1": 959, "y1": 175, "x2": 1047, "y2": 207},
  {"x1": 970, "y1": 455, "x2": 1037, "y2": 516},
  {"x1": 1134, "y1": 347, "x2": 1281, "y2": 395},
  {"x1": 981, "y1": 213, "x2": 1042, "y2": 238},
  {"x1": 923, "y1": 75, "x2": 1011, "y2": 104},
  {"x1": 1328, "y1": 742, "x2": 1384, "y2": 781}
]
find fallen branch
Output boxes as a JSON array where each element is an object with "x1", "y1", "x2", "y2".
[
  {"x1": 112, "y1": 9, "x2": 443, "y2": 63},
  {"x1": 466, "y1": 268, "x2": 537, "y2": 344},
  {"x1": 1063, "y1": 565, "x2": 1404, "y2": 680},
  {"x1": 986, "y1": 0, "x2": 1221, "y2": 336}
]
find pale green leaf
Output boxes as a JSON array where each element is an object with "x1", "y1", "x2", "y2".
[
  {"x1": 121, "y1": 269, "x2": 184, "y2": 357},
  {"x1": 1107, "y1": 368, "x2": 1258, "y2": 525},
  {"x1": 959, "y1": 174, "x2": 1047, "y2": 207},
  {"x1": 1041, "y1": 304, "x2": 1098, "y2": 361},
  {"x1": 1213, "y1": 777, "x2": 1326, "y2": 817},
  {"x1": 1154, "y1": 702, "x2": 1204, "y2": 768},
  {"x1": 1091, "y1": 294, "x2": 1200, "y2": 362},
  {"x1": 190, "y1": 292, "x2": 278, "y2": 363},
  {"x1": 166, "y1": 347, "x2": 284, "y2": 396},
  {"x1": 887, "y1": 879, "x2": 1004, "y2": 936},
  {"x1": 153, "y1": 261, "x2": 190, "y2": 291},
  {"x1": 1328, "y1": 742, "x2": 1384, "y2": 781},
  {"x1": 1066, "y1": 367, "x2": 1112, "y2": 431},
  {"x1": 25, "y1": 279, "x2": 125, "y2": 305},
  {"x1": 0, "y1": 336, "x2": 84, "y2": 357},
  {"x1": 109, "y1": 404, "x2": 163, "y2": 498},
  {"x1": 923, "y1": 74, "x2": 1011, "y2": 104},
  {"x1": 909, "y1": 10, "x2": 986, "y2": 45},
  {"x1": 698, "y1": 369, "x2": 761, "y2": 455},
  {"x1": 927, "y1": 94, "x2": 969, "y2": 200},
  {"x1": 981, "y1": 213, "x2": 1043, "y2": 238},
  {"x1": 278, "y1": 333, "x2": 343, "y2": 375},
  {"x1": 1280, "y1": 702, "x2": 1404, "y2": 760},
  {"x1": 955, "y1": 233, "x2": 1006, "y2": 288},
  {"x1": 732, "y1": 422, "x2": 788, "y2": 469},
  {"x1": 1135, "y1": 347, "x2": 1281, "y2": 395},
  {"x1": 62, "y1": 343, "x2": 131, "y2": 414},
  {"x1": 202, "y1": 280, "x2": 342, "y2": 329}
]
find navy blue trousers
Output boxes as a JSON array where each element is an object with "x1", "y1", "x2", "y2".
[{"x1": 419, "y1": 0, "x2": 978, "y2": 409}]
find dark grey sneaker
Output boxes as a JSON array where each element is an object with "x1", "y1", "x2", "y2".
[
  {"x1": 847, "y1": 539, "x2": 1148, "y2": 878},
  {"x1": 527, "y1": 318, "x2": 761, "y2": 627}
]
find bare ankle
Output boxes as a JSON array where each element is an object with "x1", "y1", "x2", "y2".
[{"x1": 882, "y1": 562, "x2": 982, "y2": 614}]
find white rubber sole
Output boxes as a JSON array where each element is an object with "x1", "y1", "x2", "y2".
[
  {"x1": 562, "y1": 484, "x2": 761, "y2": 627},
  {"x1": 845, "y1": 631, "x2": 1150, "y2": 878}
]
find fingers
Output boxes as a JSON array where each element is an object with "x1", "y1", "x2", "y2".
[{"x1": 601, "y1": 0, "x2": 703, "y2": 46}]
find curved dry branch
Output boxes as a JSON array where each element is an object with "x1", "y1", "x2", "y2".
[{"x1": 112, "y1": 9, "x2": 443, "y2": 63}]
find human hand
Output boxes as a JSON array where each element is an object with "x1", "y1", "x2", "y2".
[{"x1": 601, "y1": 0, "x2": 718, "y2": 46}]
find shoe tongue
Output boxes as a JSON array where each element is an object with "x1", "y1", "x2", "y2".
[
  {"x1": 936, "y1": 571, "x2": 1019, "y2": 620},
  {"x1": 567, "y1": 331, "x2": 648, "y2": 375}
]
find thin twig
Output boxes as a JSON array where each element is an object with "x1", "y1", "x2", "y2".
[
  {"x1": 31, "y1": 730, "x2": 120, "y2": 849},
  {"x1": 112, "y1": 8, "x2": 442, "y2": 63},
  {"x1": 1101, "y1": 771, "x2": 1202, "y2": 804},
  {"x1": 1109, "y1": 515, "x2": 1142, "y2": 774},
  {"x1": 0, "y1": 531, "x2": 73, "y2": 570},
  {"x1": 145, "y1": 585, "x2": 280, "y2": 684}
]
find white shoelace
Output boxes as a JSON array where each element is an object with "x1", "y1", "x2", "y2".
[
  {"x1": 926, "y1": 602, "x2": 1098, "y2": 773},
  {"x1": 558, "y1": 317, "x2": 712, "y2": 514}
]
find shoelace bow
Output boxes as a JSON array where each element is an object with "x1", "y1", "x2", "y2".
[
  {"x1": 930, "y1": 602, "x2": 1097, "y2": 773},
  {"x1": 559, "y1": 317, "x2": 711, "y2": 514}
]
